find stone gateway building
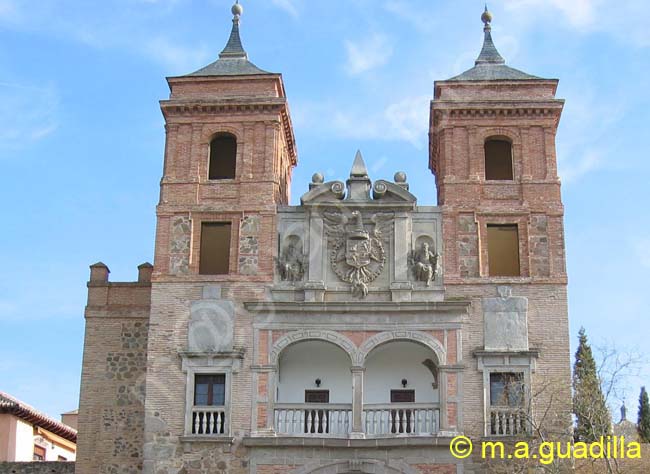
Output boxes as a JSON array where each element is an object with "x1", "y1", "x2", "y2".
[{"x1": 76, "y1": 4, "x2": 571, "y2": 474}]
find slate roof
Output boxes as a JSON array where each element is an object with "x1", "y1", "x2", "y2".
[
  {"x1": 0, "y1": 391, "x2": 77, "y2": 442},
  {"x1": 187, "y1": 12, "x2": 271, "y2": 77},
  {"x1": 448, "y1": 10, "x2": 540, "y2": 82}
]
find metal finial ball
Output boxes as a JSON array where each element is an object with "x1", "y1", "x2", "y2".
[
  {"x1": 394, "y1": 171, "x2": 407, "y2": 183},
  {"x1": 481, "y1": 9, "x2": 493, "y2": 25},
  {"x1": 232, "y1": 2, "x2": 244, "y2": 16},
  {"x1": 312, "y1": 172, "x2": 324, "y2": 184}
]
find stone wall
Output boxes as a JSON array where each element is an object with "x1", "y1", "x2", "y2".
[
  {"x1": 0, "y1": 463, "x2": 75, "y2": 474},
  {"x1": 75, "y1": 268, "x2": 151, "y2": 474}
]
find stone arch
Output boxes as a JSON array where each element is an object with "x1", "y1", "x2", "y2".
[
  {"x1": 355, "y1": 330, "x2": 446, "y2": 366},
  {"x1": 477, "y1": 127, "x2": 520, "y2": 146},
  {"x1": 293, "y1": 460, "x2": 417, "y2": 474},
  {"x1": 269, "y1": 330, "x2": 358, "y2": 366}
]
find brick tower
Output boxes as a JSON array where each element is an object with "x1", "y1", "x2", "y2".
[{"x1": 430, "y1": 7, "x2": 571, "y2": 441}]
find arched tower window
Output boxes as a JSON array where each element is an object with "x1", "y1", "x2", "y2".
[
  {"x1": 484, "y1": 137, "x2": 513, "y2": 180},
  {"x1": 208, "y1": 133, "x2": 237, "y2": 180}
]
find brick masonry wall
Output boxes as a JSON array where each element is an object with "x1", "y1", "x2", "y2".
[
  {"x1": 75, "y1": 281, "x2": 151, "y2": 474},
  {"x1": 0, "y1": 463, "x2": 75, "y2": 474}
]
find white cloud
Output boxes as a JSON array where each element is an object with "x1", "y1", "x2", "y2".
[
  {"x1": 634, "y1": 239, "x2": 650, "y2": 269},
  {"x1": 0, "y1": 82, "x2": 59, "y2": 150},
  {"x1": 555, "y1": 86, "x2": 627, "y2": 184},
  {"x1": 296, "y1": 94, "x2": 429, "y2": 148},
  {"x1": 503, "y1": 0, "x2": 650, "y2": 47},
  {"x1": 0, "y1": 0, "x2": 16, "y2": 18},
  {"x1": 558, "y1": 150, "x2": 600, "y2": 184},
  {"x1": 504, "y1": 0, "x2": 598, "y2": 30},
  {"x1": 142, "y1": 37, "x2": 211, "y2": 74},
  {"x1": 344, "y1": 33, "x2": 393, "y2": 75},
  {"x1": 271, "y1": 0, "x2": 299, "y2": 18}
]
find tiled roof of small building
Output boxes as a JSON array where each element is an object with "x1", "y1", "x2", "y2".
[
  {"x1": 448, "y1": 7, "x2": 540, "y2": 82},
  {"x1": 0, "y1": 391, "x2": 77, "y2": 443},
  {"x1": 187, "y1": 1, "x2": 271, "y2": 77}
]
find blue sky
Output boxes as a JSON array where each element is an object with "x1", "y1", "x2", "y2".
[{"x1": 1, "y1": 0, "x2": 648, "y2": 422}]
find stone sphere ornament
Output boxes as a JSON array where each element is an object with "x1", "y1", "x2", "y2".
[{"x1": 232, "y1": 1, "x2": 243, "y2": 17}]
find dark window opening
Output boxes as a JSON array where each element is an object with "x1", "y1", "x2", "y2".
[
  {"x1": 304, "y1": 390, "x2": 330, "y2": 403},
  {"x1": 209, "y1": 134, "x2": 237, "y2": 180},
  {"x1": 490, "y1": 372, "x2": 525, "y2": 407},
  {"x1": 33, "y1": 446, "x2": 46, "y2": 461},
  {"x1": 487, "y1": 224, "x2": 520, "y2": 277},
  {"x1": 390, "y1": 390, "x2": 415, "y2": 403},
  {"x1": 485, "y1": 139, "x2": 513, "y2": 180},
  {"x1": 194, "y1": 374, "x2": 226, "y2": 406},
  {"x1": 304, "y1": 391, "x2": 330, "y2": 433},
  {"x1": 199, "y1": 223, "x2": 231, "y2": 275}
]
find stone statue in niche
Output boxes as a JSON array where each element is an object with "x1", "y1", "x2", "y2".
[
  {"x1": 276, "y1": 237, "x2": 306, "y2": 283},
  {"x1": 322, "y1": 210, "x2": 393, "y2": 298},
  {"x1": 410, "y1": 241, "x2": 441, "y2": 287}
]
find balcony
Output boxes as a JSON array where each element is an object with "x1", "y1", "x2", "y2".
[
  {"x1": 363, "y1": 403, "x2": 440, "y2": 436},
  {"x1": 274, "y1": 403, "x2": 440, "y2": 437},
  {"x1": 274, "y1": 403, "x2": 353, "y2": 436},
  {"x1": 489, "y1": 407, "x2": 528, "y2": 436},
  {"x1": 191, "y1": 406, "x2": 227, "y2": 435}
]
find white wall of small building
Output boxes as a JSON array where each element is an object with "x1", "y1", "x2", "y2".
[
  {"x1": 364, "y1": 341, "x2": 439, "y2": 404},
  {"x1": 14, "y1": 417, "x2": 35, "y2": 462},
  {"x1": 276, "y1": 340, "x2": 439, "y2": 405},
  {"x1": 277, "y1": 341, "x2": 352, "y2": 404}
]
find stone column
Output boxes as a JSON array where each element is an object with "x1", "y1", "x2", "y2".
[
  {"x1": 305, "y1": 214, "x2": 326, "y2": 302},
  {"x1": 350, "y1": 366, "x2": 365, "y2": 437},
  {"x1": 390, "y1": 212, "x2": 412, "y2": 302},
  {"x1": 439, "y1": 368, "x2": 449, "y2": 431},
  {"x1": 265, "y1": 369, "x2": 277, "y2": 432}
]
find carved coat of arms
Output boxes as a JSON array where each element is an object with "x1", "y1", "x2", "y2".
[{"x1": 323, "y1": 210, "x2": 393, "y2": 298}]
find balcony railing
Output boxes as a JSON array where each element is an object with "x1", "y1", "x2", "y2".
[
  {"x1": 274, "y1": 403, "x2": 352, "y2": 436},
  {"x1": 489, "y1": 407, "x2": 528, "y2": 436},
  {"x1": 273, "y1": 403, "x2": 440, "y2": 437},
  {"x1": 191, "y1": 406, "x2": 227, "y2": 435},
  {"x1": 363, "y1": 403, "x2": 440, "y2": 436}
]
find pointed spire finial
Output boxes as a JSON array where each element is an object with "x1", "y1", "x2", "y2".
[
  {"x1": 350, "y1": 150, "x2": 369, "y2": 178},
  {"x1": 219, "y1": 1, "x2": 248, "y2": 59},
  {"x1": 475, "y1": 5, "x2": 505, "y2": 65}
]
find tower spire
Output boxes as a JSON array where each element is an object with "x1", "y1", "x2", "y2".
[
  {"x1": 475, "y1": 5, "x2": 505, "y2": 65},
  {"x1": 220, "y1": 1, "x2": 248, "y2": 59}
]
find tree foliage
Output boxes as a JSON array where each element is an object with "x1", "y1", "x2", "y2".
[
  {"x1": 638, "y1": 386, "x2": 650, "y2": 443},
  {"x1": 573, "y1": 327, "x2": 611, "y2": 442}
]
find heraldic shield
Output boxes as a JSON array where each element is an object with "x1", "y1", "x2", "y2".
[{"x1": 323, "y1": 210, "x2": 392, "y2": 298}]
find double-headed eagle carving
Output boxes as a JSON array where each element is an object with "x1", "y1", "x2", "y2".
[{"x1": 322, "y1": 210, "x2": 393, "y2": 298}]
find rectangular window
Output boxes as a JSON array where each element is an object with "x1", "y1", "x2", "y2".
[
  {"x1": 199, "y1": 223, "x2": 231, "y2": 275},
  {"x1": 490, "y1": 372, "x2": 524, "y2": 407},
  {"x1": 485, "y1": 139, "x2": 514, "y2": 180},
  {"x1": 487, "y1": 224, "x2": 520, "y2": 276},
  {"x1": 194, "y1": 374, "x2": 226, "y2": 406},
  {"x1": 305, "y1": 390, "x2": 330, "y2": 403},
  {"x1": 390, "y1": 390, "x2": 416, "y2": 403},
  {"x1": 33, "y1": 445, "x2": 46, "y2": 461}
]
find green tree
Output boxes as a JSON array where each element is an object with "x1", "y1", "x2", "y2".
[
  {"x1": 638, "y1": 386, "x2": 650, "y2": 442},
  {"x1": 573, "y1": 327, "x2": 611, "y2": 442}
]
